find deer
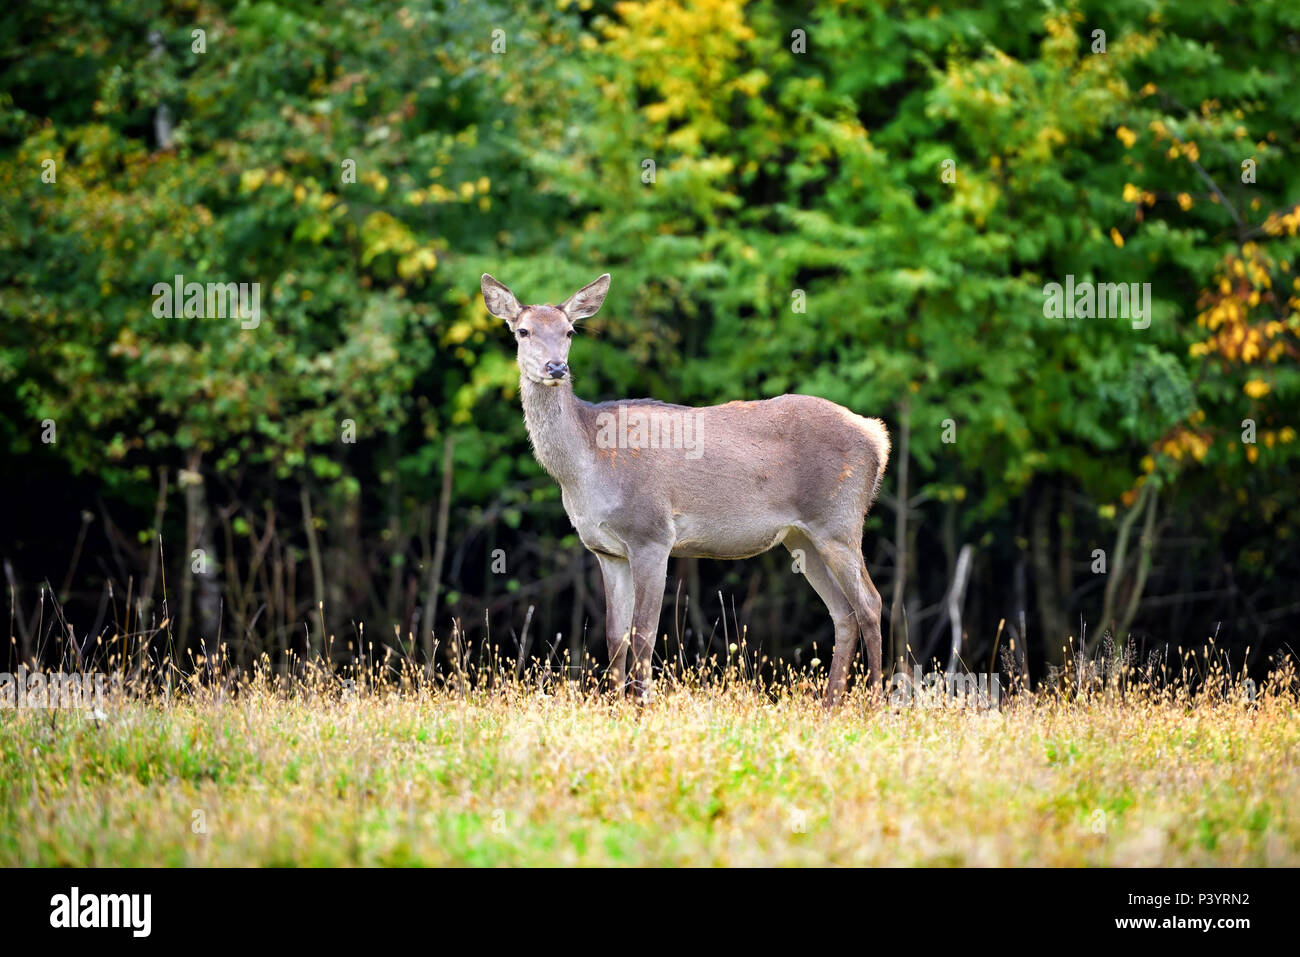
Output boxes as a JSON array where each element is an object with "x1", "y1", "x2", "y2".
[{"x1": 482, "y1": 272, "x2": 890, "y2": 707}]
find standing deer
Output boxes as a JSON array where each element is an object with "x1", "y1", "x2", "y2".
[{"x1": 482, "y1": 272, "x2": 890, "y2": 706}]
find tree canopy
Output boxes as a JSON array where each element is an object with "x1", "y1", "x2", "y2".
[{"x1": 2, "y1": 0, "x2": 1297, "y2": 681}]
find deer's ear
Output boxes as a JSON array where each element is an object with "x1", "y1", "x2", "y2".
[
  {"x1": 481, "y1": 274, "x2": 523, "y2": 323},
  {"x1": 560, "y1": 273, "x2": 610, "y2": 320}
]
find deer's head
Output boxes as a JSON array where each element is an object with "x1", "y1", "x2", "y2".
[{"x1": 481, "y1": 273, "x2": 610, "y2": 387}]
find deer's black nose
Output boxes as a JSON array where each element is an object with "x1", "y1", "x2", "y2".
[{"x1": 544, "y1": 360, "x2": 568, "y2": 379}]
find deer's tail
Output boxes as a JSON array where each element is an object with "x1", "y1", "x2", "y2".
[{"x1": 857, "y1": 416, "x2": 891, "y2": 505}]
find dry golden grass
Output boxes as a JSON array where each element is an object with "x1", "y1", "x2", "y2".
[{"x1": 2, "y1": 656, "x2": 1297, "y2": 866}]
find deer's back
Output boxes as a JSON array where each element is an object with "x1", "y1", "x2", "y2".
[{"x1": 572, "y1": 394, "x2": 888, "y2": 559}]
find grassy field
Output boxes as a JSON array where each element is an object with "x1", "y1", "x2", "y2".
[{"x1": 2, "y1": 661, "x2": 1297, "y2": 866}]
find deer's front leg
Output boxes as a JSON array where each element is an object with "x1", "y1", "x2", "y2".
[
  {"x1": 628, "y1": 545, "x2": 671, "y2": 701},
  {"x1": 596, "y1": 553, "x2": 634, "y2": 693}
]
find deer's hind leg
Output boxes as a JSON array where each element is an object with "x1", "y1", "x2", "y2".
[
  {"x1": 813, "y1": 536, "x2": 884, "y2": 702},
  {"x1": 785, "y1": 531, "x2": 858, "y2": 707}
]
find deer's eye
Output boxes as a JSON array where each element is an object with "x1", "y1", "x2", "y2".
[
  {"x1": 517, "y1": 328, "x2": 530, "y2": 339},
  {"x1": 565, "y1": 329, "x2": 574, "y2": 338}
]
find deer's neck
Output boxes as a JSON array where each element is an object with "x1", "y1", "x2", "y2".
[{"x1": 520, "y1": 376, "x2": 593, "y2": 486}]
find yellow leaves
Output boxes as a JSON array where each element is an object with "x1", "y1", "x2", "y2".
[
  {"x1": 1243, "y1": 379, "x2": 1271, "y2": 399},
  {"x1": 1177, "y1": 192, "x2": 1193, "y2": 211},
  {"x1": 240, "y1": 169, "x2": 267, "y2": 192},
  {"x1": 408, "y1": 176, "x2": 485, "y2": 207},
  {"x1": 1110, "y1": 227, "x2": 1125, "y2": 248},
  {"x1": 397, "y1": 248, "x2": 437, "y2": 279},
  {"x1": 1160, "y1": 427, "x2": 1210, "y2": 463},
  {"x1": 1120, "y1": 182, "x2": 1165, "y2": 209},
  {"x1": 1150, "y1": 126, "x2": 1199, "y2": 164},
  {"x1": 936, "y1": 17, "x2": 1125, "y2": 171},
  {"x1": 1246, "y1": 445, "x2": 1259, "y2": 464},
  {"x1": 644, "y1": 102, "x2": 673, "y2": 124},
  {"x1": 949, "y1": 170, "x2": 1000, "y2": 227},
  {"x1": 1263, "y1": 206, "x2": 1300, "y2": 237},
  {"x1": 666, "y1": 122, "x2": 704, "y2": 154},
  {"x1": 444, "y1": 320, "x2": 475, "y2": 345},
  {"x1": 604, "y1": 0, "x2": 759, "y2": 151},
  {"x1": 732, "y1": 70, "x2": 768, "y2": 97},
  {"x1": 1041, "y1": 10, "x2": 1083, "y2": 67},
  {"x1": 1044, "y1": 9, "x2": 1083, "y2": 36},
  {"x1": 360, "y1": 211, "x2": 436, "y2": 279},
  {"x1": 361, "y1": 170, "x2": 388, "y2": 194},
  {"x1": 1193, "y1": 234, "x2": 1299, "y2": 367},
  {"x1": 444, "y1": 308, "x2": 495, "y2": 347}
]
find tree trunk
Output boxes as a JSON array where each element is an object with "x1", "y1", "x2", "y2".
[
  {"x1": 1115, "y1": 485, "x2": 1159, "y2": 647},
  {"x1": 889, "y1": 398, "x2": 911, "y2": 671},
  {"x1": 945, "y1": 544, "x2": 974, "y2": 675},
  {"x1": 1031, "y1": 480, "x2": 1067, "y2": 669},
  {"x1": 421, "y1": 436, "x2": 454, "y2": 670},
  {"x1": 299, "y1": 486, "x2": 326, "y2": 658}
]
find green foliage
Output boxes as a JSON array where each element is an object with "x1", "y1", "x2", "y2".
[{"x1": 1, "y1": 0, "x2": 1297, "y2": 661}]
